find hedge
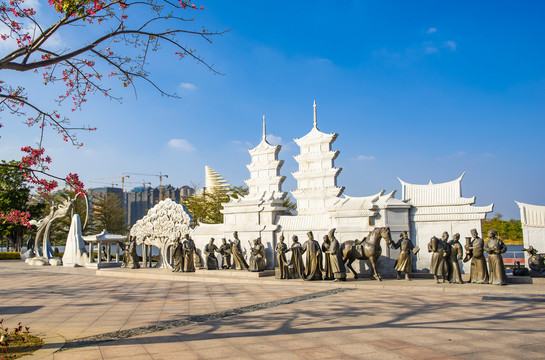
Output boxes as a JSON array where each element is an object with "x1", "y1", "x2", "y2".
[{"x1": 0, "y1": 252, "x2": 23, "y2": 260}]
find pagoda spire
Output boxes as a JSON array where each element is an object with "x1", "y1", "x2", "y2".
[
  {"x1": 313, "y1": 100, "x2": 317, "y2": 129},
  {"x1": 262, "y1": 115, "x2": 266, "y2": 140}
]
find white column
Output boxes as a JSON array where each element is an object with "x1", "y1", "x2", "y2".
[
  {"x1": 89, "y1": 242, "x2": 94, "y2": 263},
  {"x1": 143, "y1": 244, "x2": 147, "y2": 267}
]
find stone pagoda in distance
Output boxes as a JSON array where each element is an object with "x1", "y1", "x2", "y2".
[
  {"x1": 220, "y1": 116, "x2": 287, "y2": 251},
  {"x1": 291, "y1": 101, "x2": 344, "y2": 215},
  {"x1": 192, "y1": 102, "x2": 492, "y2": 273}
]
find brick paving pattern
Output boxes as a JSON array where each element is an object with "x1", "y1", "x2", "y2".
[{"x1": 1, "y1": 261, "x2": 544, "y2": 359}]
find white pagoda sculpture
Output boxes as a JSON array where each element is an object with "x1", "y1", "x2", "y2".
[
  {"x1": 245, "y1": 116, "x2": 286, "y2": 200},
  {"x1": 291, "y1": 101, "x2": 344, "y2": 215},
  {"x1": 220, "y1": 116, "x2": 287, "y2": 257},
  {"x1": 188, "y1": 102, "x2": 493, "y2": 274}
]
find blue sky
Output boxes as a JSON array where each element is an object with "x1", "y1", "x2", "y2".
[{"x1": 1, "y1": 1, "x2": 544, "y2": 219}]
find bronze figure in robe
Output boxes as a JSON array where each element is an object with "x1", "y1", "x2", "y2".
[{"x1": 484, "y1": 230, "x2": 508, "y2": 285}]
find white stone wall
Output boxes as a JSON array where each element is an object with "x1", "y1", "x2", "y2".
[
  {"x1": 410, "y1": 219, "x2": 483, "y2": 273},
  {"x1": 517, "y1": 202, "x2": 545, "y2": 252}
]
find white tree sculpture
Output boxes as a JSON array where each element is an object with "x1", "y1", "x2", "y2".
[{"x1": 130, "y1": 199, "x2": 193, "y2": 268}]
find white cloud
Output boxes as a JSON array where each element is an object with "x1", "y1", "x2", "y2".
[
  {"x1": 46, "y1": 31, "x2": 64, "y2": 49},
  {"x1": 424, "y1": 46, "x2": 439, "y2": 54},
  {"x1": 23, "y1": 0, "x2": 41, "y2": 10},
  {"x1": 427, "y1": 27, "x2": 437, "y2": 34},
  {"x1": 179, "y1": 82, "x2": 197, "y2": 91},
  {"x1": 167, "y1": 138, "x2": 196, "y2": 151},
  {"x1": 372, "y1": 48, "x2": 400, "y2": 59},
  {"x1": 353, "y1": 155, "x2": 375, "y2": 161},
  {"x1": 266, "y1": 134, "x2": 282, "y2": 145},
  {"x1": 448, "y1": 151, "x2": 467, "y2": 158},
  {"x1": 445, "y1": 40, "x2": 457, "y2": 51},
  {"x1": 315, "y1": 58, "x2": 333, "y2": 65},
  {"x1": 232, "y1": 140, "x2": 252, "y2": 147}
]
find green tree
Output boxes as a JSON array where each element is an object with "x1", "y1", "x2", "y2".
[
  {"x1": 0, "y1": 160, "x2": 45, "y2": 251},
  {"x1": 482, "y1": 213, "x2": 523, "y2": 245},
  {"x1": 89, "y1": 193, "x2": 127, "y2": 234},
  {"x1": 181, "y1": 185, "x2": 298, "y2": 225},
  {"x1": 181, "y1": 188, "x2": 231, "y2": 225}
]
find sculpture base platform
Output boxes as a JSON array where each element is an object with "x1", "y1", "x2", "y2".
[
  {"x1": 194, "y1": 268, "x2": 274, "y2": 277},
  {"x1": 85, "y1": 262, "x2": 122, "y2": 269}
]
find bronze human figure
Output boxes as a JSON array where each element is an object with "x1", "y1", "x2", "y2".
[
  {"x1": 123, "y1": 235, "x2": 140, "y2": 269},
  {"x1": 287, "y1": 235, "x2": 305, "y2": 279},
  {"x1": 219, "y1": 238, "x2": 232, "y2": 269},
  {"x1": 447, "y1": 233, "x2": 464, "y2": 283},
  {"x1": 391, "y1": 231, "x2": 418, "y2": 280},
  {"x1": 522, "y1": 246, "x2": 545, "y2": 277},
  {"x1": 321, "y1": 235, "x2": 334, "y2": 280},
  {"x1": 204, "y1": 238, "x2": 219, "y2": 270},
  {"x1": 275, "y1": 234, "x2": 289, "y2": 279},
  {"x1": 125, "y1": 235, "x2": 140, "y2": 269},
  {"x1": 301, "y1": 231, "x2": 322, "y2": 281},
  {"x1": 523, "y1": 246, "x2": 545, "y2": 276},
  {"x1": 463, "y1": 236, "x2": 473, "y2": 263},
  {"x1": 340, "y1": 227, "x2": 392, "y2": 281},
  {"x1": 428, "y1": 234, "x2": 449, "y2": 283},
  {"x1": 328, "y1": 229, "x2": 346, "y2": 282},
  {"x1": 182, "y1": 234, "x2": 196, "y2": 272},
  {"x1": 484, "y1": 230, "x2": 508, "y2": 285},
  {"x1": 230, "y1": 231, "x2": 249, "y2": 270},
  {"x1": 465, "y1": 229, "x2": 489, "y2": 284},
  {"x1": 248, "y1": 237, "x2": 266, "y2": 272},
  {"x1": 172, "y1": 236, "x2": 184, "y2": 272}
]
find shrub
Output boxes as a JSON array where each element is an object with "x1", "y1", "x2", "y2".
[{"x1": 0, "y1": 252, "x2": 22, "y2": 260}]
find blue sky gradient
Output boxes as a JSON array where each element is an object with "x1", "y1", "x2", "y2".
[{"x1": 2, "y1": 1, "x2": 544, "y2": 219}]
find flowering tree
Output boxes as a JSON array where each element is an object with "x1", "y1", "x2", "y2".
[{"x1": 0, "y1": 0, "x2": 222, "y2": 224}]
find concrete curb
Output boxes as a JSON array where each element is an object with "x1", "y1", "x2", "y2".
[{"x1": 96, "y1": 267, "x2": 545, "y2": 295}]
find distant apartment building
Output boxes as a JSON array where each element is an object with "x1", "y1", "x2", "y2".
[
  {"x1": 88, "y1": 187, "x2": 124, "y2": 204},
  {"x1": 127, "y1": 185, "x2": 195, "y2": 227}
]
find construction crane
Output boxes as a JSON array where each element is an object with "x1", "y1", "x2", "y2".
[
  {"x1": 141, "y1": 182, "x2": 152, "y2": 189},
  {"x1": 126, "y1": 172, "x2": 169, "y2": 200},
  {"x1": 89, "y1": 180, "x2": 120, "y2": 187},
  {"x1": 91, "y1": 174, "x2": 131, "y2": 192}
]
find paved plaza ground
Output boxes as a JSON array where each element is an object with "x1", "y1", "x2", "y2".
[{"x1": 1, "y1": 261, "x2": 545, "y2": 360}]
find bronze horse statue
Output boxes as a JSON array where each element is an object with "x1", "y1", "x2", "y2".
[{"x1": 340, "y1": 227, "x2": 392, "y2": 281}]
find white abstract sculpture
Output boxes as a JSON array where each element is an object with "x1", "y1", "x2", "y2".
[
  {"x1": 62, "y1": 214, "x2": 89, "y2": 267},
  {"x1": 204, "y1": 166, "x2": 230, "y2": 192},
  {"x1": 130, "y1": 198, "x2": 193, "y2": 268}
]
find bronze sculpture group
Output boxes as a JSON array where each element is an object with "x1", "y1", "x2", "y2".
[
  {"x1": 424, "y1": 228, "x2": 508, "y2": 285},
  {"x1": 172, "y1": 234, "x2": 197, "y2": 273},
  {"x1": 275, "y1": 228, "x2": 394, "y2": 282},
  {"x1": 274, "y1": 227, "x2": 398, "y2": 282},
  {"x1": 169, "y1": 231, "x2": 269, "y2": 272},
  {"x1": 279, "y1": 230, "x2": 346, "y2": 281},
  {"x1": 272, "y1": 226, "x2": 510, "y2": 285},
  {"x1": 117, "y1": 225, "x2": 514, "y2": 286}
]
